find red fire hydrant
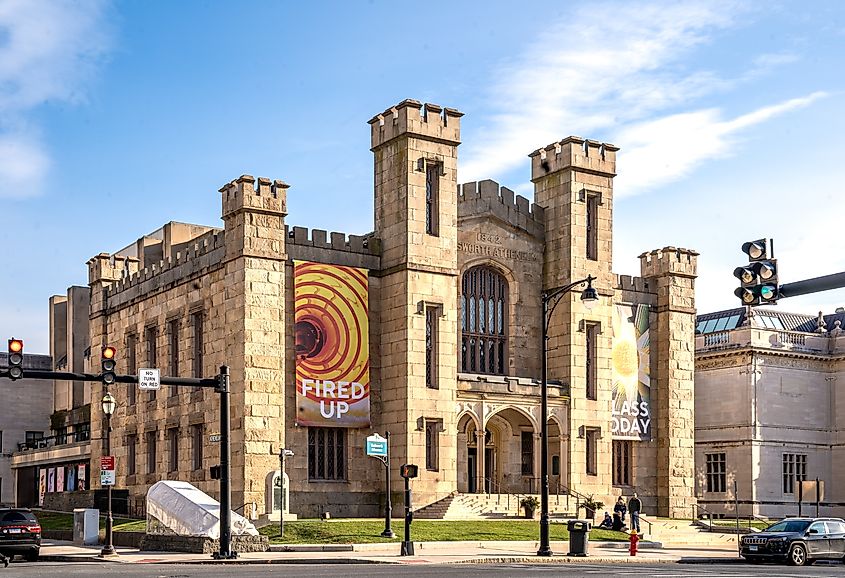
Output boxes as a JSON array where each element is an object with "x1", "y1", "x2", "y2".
[{"x1": 629, "y1": 530, "x2": 639, "y2": 556}]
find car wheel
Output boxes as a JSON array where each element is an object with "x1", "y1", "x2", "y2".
[
  {"x1": 788, "y1": 543, "x2": 807, "y2": 566},
  {"x1": 24, "y1": 549, "x2": 38, "y2": 562}
]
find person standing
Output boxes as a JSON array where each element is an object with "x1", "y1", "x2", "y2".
[{"x1": 628, "y1": 492, "x2": 642, "y2": 533}]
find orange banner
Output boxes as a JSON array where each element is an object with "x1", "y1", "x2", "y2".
[{"x1": 294, "y1": 261, "x2": 370, "y2": 427}]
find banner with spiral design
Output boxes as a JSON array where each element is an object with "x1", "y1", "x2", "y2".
[{"x1": 294, "y1": 261, "x2": 370, "y2": 427}]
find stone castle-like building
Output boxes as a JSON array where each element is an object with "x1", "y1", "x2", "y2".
[{"x1": 23, "y1": 99, "x2": 699, "y2": 519}]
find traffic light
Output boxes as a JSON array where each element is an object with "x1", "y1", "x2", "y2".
[
  {"x1": 400, "y1": 464, "x2": 419, "y2": 479},
  {"x1": 101, "y1": 346, "x2": 117, "y2": 385},
  {"x1": 7, "y1": 339, "x2": 23, "y2": 380},
  {"x1": 734, "y1": 238, "x2": 779, "y2": 306}
]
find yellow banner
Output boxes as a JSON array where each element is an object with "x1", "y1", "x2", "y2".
[
  {"x1": 294, "y1": 261, "x2": 370, "y2": 428},
  {"x1": 611, "y1": 303, "x2": 651, "y2": 440}
]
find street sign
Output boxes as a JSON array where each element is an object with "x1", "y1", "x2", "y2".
[
  {"x1": 209, "y1": 433, "x2": 221, "y2": 443},
  {"x1": 100, "y1": 455, "x2": 115, "y2": 486},
  {"x1": 139, "y1": 368, "x2": 161, "y2": 390},
  {"x1": 366, "y1": 433, "x2": 387, "y2": 458}
]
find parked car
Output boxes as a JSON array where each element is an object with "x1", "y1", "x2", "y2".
[
  {"x1": 0, "y1": 508, "x2": 41, "y2": 562},
  {"x1": 740, "y1": 517, "x2": 845, "y2": 566}
]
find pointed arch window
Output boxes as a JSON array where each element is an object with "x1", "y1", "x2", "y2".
[{"x1": 461, "y1": 265, "x2": 508, "y2": 374}]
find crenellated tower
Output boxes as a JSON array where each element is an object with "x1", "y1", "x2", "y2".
[
  {"x1": 640, "y1": 246, "x2": 698, "y2": 518},
  {"x1": 370, "y1": 100, "x2": 462, "y2": 505},
  {"x1": 219, "y1": 175, "x2": 289, "y2": 510},
  {"x1": 530, "y1": 137, "x2": 619, "y2": 498}
]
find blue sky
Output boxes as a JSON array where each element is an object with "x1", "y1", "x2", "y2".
[{"x1": 2, "y1": 0, "x2": 844, "y2": 354}]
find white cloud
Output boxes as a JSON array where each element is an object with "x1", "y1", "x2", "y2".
[
  {"x1": 615, "y1": 91, "x2": 828, "y2": 196},
  {"x1": 460, "y1": 0, "x2": 824, "y2": 202},
  {"x1": 0, "y1": 0, "x2": 111, "y2": 198},
  {"x1": 461, "y1": 0, "x2": 745, "y2": 183}
]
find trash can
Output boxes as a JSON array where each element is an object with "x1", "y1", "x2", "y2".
[
  {"x1": 73, "y1": 508, "x2": 100, "y2": 546},
  {"x1": 567, "y1": 519, "x2": 591, "y2": 556}
]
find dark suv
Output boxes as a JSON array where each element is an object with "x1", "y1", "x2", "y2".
[
  {"x1": 0, "y1": 508, "x2": 41, "y2": 562},
  {"x1": 740, "y1": 517, "x2": 845, "y2": 566}
]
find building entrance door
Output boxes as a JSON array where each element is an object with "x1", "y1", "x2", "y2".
[
  {"x1": 467, "y1": 448, "x2": 477, "y2": 493},
  {"x1": 484, "y1": 447, "x2": 494, "y2": 492}
]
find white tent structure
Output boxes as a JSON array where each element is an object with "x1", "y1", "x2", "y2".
[{"x1": 146, "y1": 480, "x2": 258, "y2": 538}]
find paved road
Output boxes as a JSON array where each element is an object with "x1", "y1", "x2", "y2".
[{"x1": 5, "y1": 561, "x2": 845, "y2": 577}]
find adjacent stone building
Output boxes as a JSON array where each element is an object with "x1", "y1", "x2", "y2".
[
  {"x1": 37, "y1": 99, "x2": 699, "y2": 519},
  {"x1": 695, "y1": 307, "x2": 845, "y2": 519}
]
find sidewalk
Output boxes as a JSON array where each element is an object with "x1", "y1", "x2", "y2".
[{"x1": 39, "y1": 539, "x2": 743, "y2": 565}]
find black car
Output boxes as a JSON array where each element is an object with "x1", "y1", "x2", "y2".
[
  {"x1": 740, "y1": 517, "x2": 845, "y2": 566},
  {"x1": 0, "y1": 508, "x2": 40, "y2": 561}
]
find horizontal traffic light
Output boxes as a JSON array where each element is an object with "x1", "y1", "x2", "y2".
[{"x1": 7, "y1": 339, "x2": 23, "y2": 380}]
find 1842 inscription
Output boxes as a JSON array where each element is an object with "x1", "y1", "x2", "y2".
[{"x1": 458, "y1": 233, "x2": 538, "y2": 262}]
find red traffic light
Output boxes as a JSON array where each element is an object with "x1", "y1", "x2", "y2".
[
  {"x1": 103, "y1": 346, "x2": 116, "y2": 360},
  {"x1": 7, "y1": 338, "x2": 23, "y2": 380},
  {"x1": 8, "y1": 339, "x2": 23, "y2": 354}
]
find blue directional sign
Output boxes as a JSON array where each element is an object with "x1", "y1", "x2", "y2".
[{"x1": 366, "y1": 433, "x2": 387, "y2": 458}]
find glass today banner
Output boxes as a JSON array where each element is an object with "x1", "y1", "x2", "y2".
[
  {"x1": 611, "y1": 303, "x2": 651, "y2": 440},
  {"x1": 294, "y1": 261, "x2": 370, "y2": 428}
]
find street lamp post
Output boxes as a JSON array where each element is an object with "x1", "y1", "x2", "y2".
[
  {"x1": 279, "y1": 448, "x2": 294, "y2": 539},
  {"x1": 537, "y1": 275, "x2": 598, "y2": 557},
  {"x1": 99, "y1": 392, "x2": 117, "y2": 557}
]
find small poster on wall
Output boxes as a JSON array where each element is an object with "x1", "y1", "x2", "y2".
[
  {"x1": 56, "y1": 467, "x2": 65, "y2": 492},
  {"x1": 67, "y1": 466, "x2": 76, "y2": 492},
  {"x1": 38, "y1": 469, "x2": 46, "y2": 506},
  {"x1": 47, "y1": 468, "x2": 55, "y2": 493},
  {"x1": 77, "y1": 464, "x2": 87, "y2": 491}
]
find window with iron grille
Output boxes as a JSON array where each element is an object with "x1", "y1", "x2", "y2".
[
  {"x1": 191, "y1": 424, "x2": 203, "y2": 471},
  {"x1": 586, "y1": 193, "x2": 599, "y2": 260},
  {"x1": 425, "y1": 162, "x2": 439, "y2": 236},
  {"x1": 146, "y1": 325, "x2": 158, "y2": 400},
  {"x1": 783, "y1": 453, "x2": 807, "y2": 494},
  {"x1": 127, "y1": 434, "x2": 137, "y2": 475},
  {"x1": 127, "y1": 333, "x2": 137, "y2": 405},
  {"x1": 461, "y1": 266, "x2": 508, "y2": 375},
  {"x1": 612, "y1": 440, "x2": 631, "y2": 486},
  {"x1": 585, "y1": 322, "x2": 599, "y2": 400},
  {"x1": 521, "y1": 431, "x2": 534, "y2": 475},
  {"x1": 425, "y1": 420, "x2": 440, "y2": 471},
  {"x1": 168, "y1": 318, "x2": 180, "y2": 392},
  {"x1": 146, "y1": 431, "x2": 157, "y2": 474},
  {"x1": 706, "y1": 453, "x2": 726, "y2": 493},
  {"x1": 167, "y1": 427, "x2": 179, "y2": 472},
  {"x1": 308, "y1": 428, "x2": 346, "y2": 481},
  {"x1": 192, "y1": 311, "x2": 204, "y2": 378},
  {"x1": 426, "y1": 307, "x2": 439, "y2": 389}
]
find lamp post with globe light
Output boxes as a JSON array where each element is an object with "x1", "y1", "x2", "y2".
[
  {"x1": 100, "y1": 392, "x2": 117, "y2": 557},
  {"x1": 537, "y1": 275, "x2": 598, "y2": 557}
]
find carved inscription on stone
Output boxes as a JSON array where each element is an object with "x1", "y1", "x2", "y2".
[{"x1": 458, "y1": 233, "x2": 539, "y2": 262}]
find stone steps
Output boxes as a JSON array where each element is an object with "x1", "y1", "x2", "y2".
[
  {"x1": 643, "y1": 517, "x2": 738, "y2": 546},
  {"x1": 414, "y1": 493, "x2": 577, "y2": 520}
]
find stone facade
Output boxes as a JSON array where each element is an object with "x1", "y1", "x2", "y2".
[
  {"x1": 43, "y1": 98, "x2": 698, "y2": 519},
  {"x1": 695, "y1": 309, "x2": 845, "y2": 518}
]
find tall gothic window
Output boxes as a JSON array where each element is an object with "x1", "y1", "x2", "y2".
[
  {"x1": 425, "y1": 162, "x2": 440, "y2": 236},
  {"x1": 461, "y1": 266, "x2": 508, "y2": 375}
]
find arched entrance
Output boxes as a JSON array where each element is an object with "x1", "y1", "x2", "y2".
[{"x1": 460, "y1": 407, "x2": 538, "y2": 494}]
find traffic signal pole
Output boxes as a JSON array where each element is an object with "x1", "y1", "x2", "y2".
[
  {"x1": 779, "y1": 271, "x2": 845, "y2": 299},
  {"x1": 0, "y1": 363, "x2": 236, "y2": 560}
]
